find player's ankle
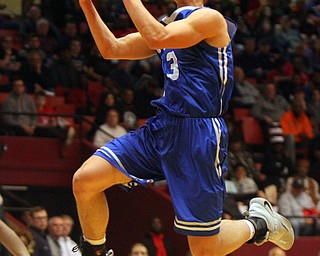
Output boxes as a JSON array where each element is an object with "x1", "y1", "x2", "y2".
[
  {"x1": 75, "y1": 236, "x2": 107, "y2": 255},
  {"x1": 245, "y1": 217, "x2": 268, "y2": 244}
]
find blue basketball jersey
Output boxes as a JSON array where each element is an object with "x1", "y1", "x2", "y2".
[
  {"x1": 94, "y1": 6, "x2": 238, "y2": 237},
  {"x1": 151, "y1": 6, "x2": 237, "y2": 118}
]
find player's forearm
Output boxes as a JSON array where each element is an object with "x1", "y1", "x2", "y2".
[
  {"x1": 80, "y1": 0, "x2": 118, "y2": 58},
  {"x1": 0, "y1": 221, "x2": 30, "y2": 256},
  {"x1": 122, "y1": 0, "x2": 166, "y2": 49}
]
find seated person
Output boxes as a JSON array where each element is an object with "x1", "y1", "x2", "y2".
[
  {"x1": 93, "y1": 108, "x2": 127, "y2": 147},
  {"x1": 278, "y1": 177, "x2": 319, "y2": 236},
  {"x1": 1, "y1": 79, "x2": 37, "y2": 136},
  {"x1": 280, "y1": 99, "x2": 313, "y2": 164},
  {"x1": 230, "y1": 164, "x2": 266, "y2": 206}
]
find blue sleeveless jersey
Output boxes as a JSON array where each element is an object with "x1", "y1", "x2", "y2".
[{"x1": 151, "y1": 6, "x2": 237, "y2": 118}]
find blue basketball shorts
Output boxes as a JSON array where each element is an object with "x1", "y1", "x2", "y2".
[{"x1": 94, "y1": 110, "x2": 228, "y2": 236}]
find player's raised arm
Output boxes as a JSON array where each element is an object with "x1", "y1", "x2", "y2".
[
  {"x1": 123, "y1": 0, "x2": 230, "y2": 49},
  {"x1": 79, "y1": 0, "x2": 155, "y2": 59}
]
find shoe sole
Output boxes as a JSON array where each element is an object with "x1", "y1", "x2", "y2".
[{"x1": 249, "y1": 198, "x2": 294, "y2": 250}]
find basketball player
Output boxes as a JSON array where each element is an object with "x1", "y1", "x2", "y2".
[{"x1": 73, "y1": 0, "x2": 294, "y2": 255}]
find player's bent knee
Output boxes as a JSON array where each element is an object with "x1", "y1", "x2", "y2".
[
  {"x1": 72, "y1": 163, "x2": 106, "y2": 195},
  {"x1": 73, "y1": 156, "x2": 128, "y2": 196},
  {"x1": 72, "y1": 166, "x2": 92, "y2": 196}
]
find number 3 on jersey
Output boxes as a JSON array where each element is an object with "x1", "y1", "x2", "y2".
[{"x1": 166, "y1": 51, "x2": 179, "y2": 81}]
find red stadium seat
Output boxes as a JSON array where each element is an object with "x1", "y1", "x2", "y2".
[
  {"x1": 87, "y1": 81, "x2": 104, "y2": 109},
  {"x1": 233, "y1": 108, "x2": 250, "y2": 122},
  {"x1": 241, "y1": 116, "x2": 264, "y2": 145}
]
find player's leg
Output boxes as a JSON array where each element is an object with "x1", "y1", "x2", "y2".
[
  {"x1": 188, "y1": 220, "x2": 251, "y2": 256},
  {"x1": 72, "y1": 155, "x2": 131, "y2": 254},
  {"x1": 188, "y1": 197, "x2": 294, "y2": 256}
]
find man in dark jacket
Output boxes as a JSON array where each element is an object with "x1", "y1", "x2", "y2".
[{"x1": 28, "y1": 206, "x2": 52, "y2": 256}]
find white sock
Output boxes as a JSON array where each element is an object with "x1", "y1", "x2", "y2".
[
  {"x1": 84, "y1": 236, "x2": 106, "y2": 246},
  {"x1": 241, "y1": 219, "x2": 256, "y2": 240}
]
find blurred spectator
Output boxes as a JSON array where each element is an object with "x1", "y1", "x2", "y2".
[
  {"x1": 58, "y1": 215, "x2": 81, "y2": 256},
  {"x1": 86, "y1": 91, "x2": 119, "y2": 140},
  {"x1": 109, "y1": 60, "x2": 135, "y2": 90},
  {"x1": 20, "y1": 50, "x2": 54, "y2": 94},
  {"x1": 255, "y1": 39, "x2": 274, "y2": 81},
  {"x1": 70, "y1": 38, "x2": 86, "y2": 73},
  {"x1": 231, "y1": 164, "x2": 265, "y2": 205},
  {"x1": 251, "y1": 82, "x2": 290, "y2": 142},
  {"x1": 234, "y1": 37, "x2": 260, "y2": 79},
  {"x1": 278, "y1": 177, "x2": 319, "y2": 236},
  {"x1": 287, "y1": 158, "x2": 320, "y2": 208},
  {"x1": 129, "y1": 243, "x2": 148, "y2": 256},
  {"x1": 18, "y1": 34, "x2": 47, "y2": 64},
  {"x1": 251, "y1": 82, "x2": 290, "y2": 126},
  {"x1": 230, "y1": 66, "x2": 260, "y2": 108},
  {"x1": 28, "y1": 206, "x2": 52, "y2": 256},
  {"x1": 50, "y1": 47, "x2": 80, "y2": 92},
  {"x1": 280, "y1": 99, "x2": 314, "y2": 163},
  {"x1": 268, "y1": 246, "x2": 286, "y2": 256},
  {"x1": 59, "y1": 21, "x2": 79, "y2": 49},
  {"x1": 266, "y1": 47, "x2": 293, "y2": 85},
  {"x1": 20, "y1": 4, "x2": 42, "y2": 36},
  {"x1": 274, "y1": 15, "x2": 301, "y2": 52},
  {"x1": 118, "y1": 88, "x2": 138, "y2": 131},
  {"x1": 259, "y1": 136, "x2": 294, "y2": 194},
  {"x1": 83, "y1": 44, "x2": 115, "y2": 82},
  {"x1": 255, "y1": 10, "x2": 275, "y2": 44},
  {"x1": 134, "y1": 75, "x2": 159, "y2": 118},
  {"x1": 19, "y1": 4, "x2": 60, "y2": 41},
  {"x1": 142, "y1": 217, "x2": 173, "y2": 256},
  {"x1": 0, "y1": 35, "x2": 22, "y2": 78},
  {"x1": 1, "y1": 79, "x2": 37, "y2": 136},
  {"x1": 36, "y1": 18, "x2": 60, "y2": 58},
  {"x1": 93, "y1": 108, "x2": 127, "y2": 147},
  {"x1": 94, "y1": 92, "x2": 118, "y2": 127},
  {"x1": 227, "y1": 136, "x2": 258, "y2": 180},
  {"x1": 292, "y1": 88, "x2": 307, "y2": 111},
  {"x1": 47, "y1": 216, "x2": 63, "y2": 256}
]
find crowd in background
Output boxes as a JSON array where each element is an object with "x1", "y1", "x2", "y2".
[{"x1": 0, "y1": 0, "x2": 320, "y2": 242}]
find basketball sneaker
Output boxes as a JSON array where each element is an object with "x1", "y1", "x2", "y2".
[
  {"x1": 72, "y1": 237, "x2": 114, "y2": 256},
  {"x1": 244, "y1": 197, "x2": 294, "y2": 250}
]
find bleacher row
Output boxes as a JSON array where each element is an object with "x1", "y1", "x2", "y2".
[
  {"x1": 0, "y1": 79, "x2": 149, "y2": 140},
  {"x1": 0, "y1": 90, "x2": 94, "y2": 139}
]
